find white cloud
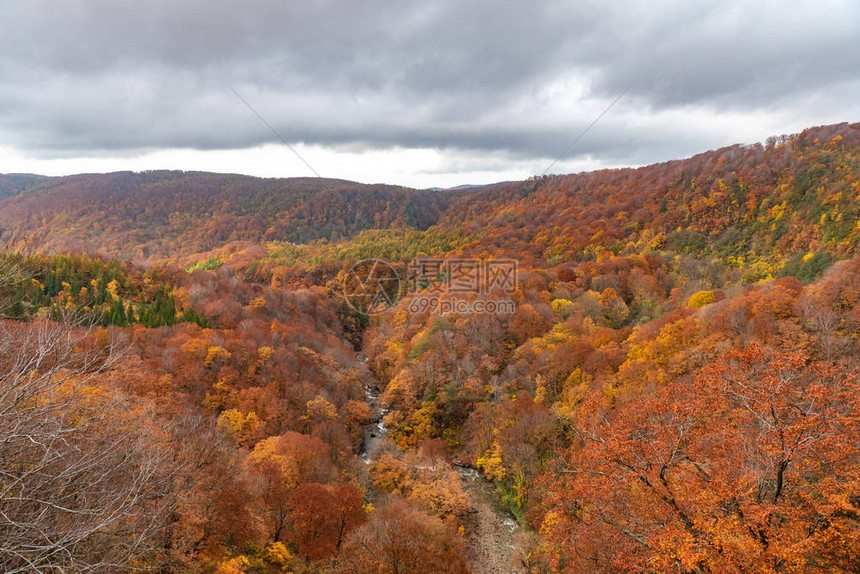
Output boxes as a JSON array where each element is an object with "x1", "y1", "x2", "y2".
[
  {"x1": 0, "y1": 0, "x2": 857, "y2": 186},
  {"x1": 0, "y1": 144, "x2": 534, "y2": 189}
]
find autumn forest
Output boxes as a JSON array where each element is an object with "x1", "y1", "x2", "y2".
[{"x1": 0, "y1": 121, "x2": 858, "y2": 573}]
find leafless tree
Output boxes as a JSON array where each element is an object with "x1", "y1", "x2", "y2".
[{"x1": 0, "y1": 298, "x2": 172, "y2": 571}]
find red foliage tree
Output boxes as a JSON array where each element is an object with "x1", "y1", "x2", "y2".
[{"x1": 290, "y1": 483, "x2": 365, "y2": 561}]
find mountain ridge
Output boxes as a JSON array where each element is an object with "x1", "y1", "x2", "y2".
[{"x1": 1, "y1": 121, "x2": 857, "y2": 271}]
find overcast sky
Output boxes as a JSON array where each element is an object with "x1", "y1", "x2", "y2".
[{"x1": 0, "y1": 0, "x2": 858, "y2": 188}]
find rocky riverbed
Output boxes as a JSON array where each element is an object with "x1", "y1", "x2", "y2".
[{"x1": 360, "y1": 380, "x2": 526, "y2": 573}]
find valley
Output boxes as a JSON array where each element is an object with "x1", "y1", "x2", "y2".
[{"x1": 0, "y1": 121, "x2": 858, "y2": 572}]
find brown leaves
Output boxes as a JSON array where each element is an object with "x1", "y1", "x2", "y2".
[{"x1": 335, "y1": 499, "x2": 469, "y2": 574}]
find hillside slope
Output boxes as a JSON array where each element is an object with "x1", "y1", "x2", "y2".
[
  {"x1": 229, "y1": 122, "x2": 859, "y2": 288},
  {"x1": 1, "y1": 123, "x2": 857, "y2": 275},
  {"x1": 0, "y1": 173, "x2": 47, "y2": 199},
  {"x1": 0, "y1": 171, "x2": 450, "y2": 259},
  {"x1": 438, "y1": 122, "x2": 859, "y2": 266},
  {"x1": 0, "y1": 122, "x2": 858, "y2": 573}
]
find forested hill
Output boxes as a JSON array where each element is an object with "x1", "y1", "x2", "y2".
[
  {"x1": 0, "y1": 173, "x2": 46, "y2": 199},
  {"x1": 437, "y1": 121, "x2": 859, "y2": 266},
  {"x1": 221, "y1": 122, "x2": 859, "y2": 288},
  {"x1": 0, "y1": 170, "x2": 450, "y2": 259},
  {"x1": 0, "y1": 123, "x2": 858, "y2": 572},
  {"x1": 0, "y1": 121, "x2": 857, "y2": 272}
]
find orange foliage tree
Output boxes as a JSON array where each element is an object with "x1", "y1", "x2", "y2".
[
  {"x1": 535, "y1": 344, "x2": 860, "y2": 573},
  {"x1": 248, "y1": 432, "x2": 337, "y2": 542}
]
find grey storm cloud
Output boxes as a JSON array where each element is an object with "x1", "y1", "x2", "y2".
[{"x1": 0, "y1": 0, "x2": 858, "y2": 167}]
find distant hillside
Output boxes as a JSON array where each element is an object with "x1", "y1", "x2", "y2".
[
  {"x1": 1, "y1": 123, "x2": 857, "y2": 273},
  {"x1": 1, "y1": 123, "x2": 858, "y2": 574},
  {"x1": 0, "y1": 171, "x2": 450, "y2": 260},
  {"x1": 230, "y1": 122, "x2": 859, "y2": 288},
  {"x1": 0, "y1": 173, "x2": 47, "y2": 199},
  {"x1": 437, "y1": 122, "x2": 859, "y2": 269}
]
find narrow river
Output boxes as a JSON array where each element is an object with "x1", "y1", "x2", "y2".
[
  {"x1": 359, "y1": 380, "x2": 525, "y2": 573},
  {"x1": 359, "y1": 381, "x2": 387, "y2": 464}
]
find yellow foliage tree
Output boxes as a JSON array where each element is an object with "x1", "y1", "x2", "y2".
[
  {"x1": 550, "y1": 298, "x2": 576, "y2": 319},
  {"x1": 304, "y1": 396, "x2": 338, "y2": 422},
  {"x1": 216, "y1": 409, "x2": 262, "y2": 444},
  {"x1": 215, "y1": 555, "x2": 249, "y2": 574},
  {"x1": 204, "y1": 346, "x2": 231, "y2": 367},
  {"x1": 263, "y1": 542, "x2": 294, "y2": 571},
  {"x1": 687, "y1": 290, "x2": 717, "y2": 308},
  {"x1": 477, "y1": 439, "x2": 507, "y2": 481}
]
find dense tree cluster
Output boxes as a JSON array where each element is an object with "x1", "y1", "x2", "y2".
[
  {"x1": 0, "y1": 122, "x2": 858, "y2": 572},
  {"x1": 1, "y1": 251, "x2": 207, "y2": 327},
  {"x1": 0, "y1": 172, "x2": 451, "y2": 260}
]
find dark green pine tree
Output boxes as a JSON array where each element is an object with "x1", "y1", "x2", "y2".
[
  {"x1": 44, "y1": 273, "x2": 59, "y2": 298},
  {"x1": 103, "y1": 297, "x2": 128, "y2": 326},
  {"x1": 158, "y1": 295, "x2": 176, "y2": 326},
  {"x1": 95, "y1": 279, "x2": 108, "y2": 305}
]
